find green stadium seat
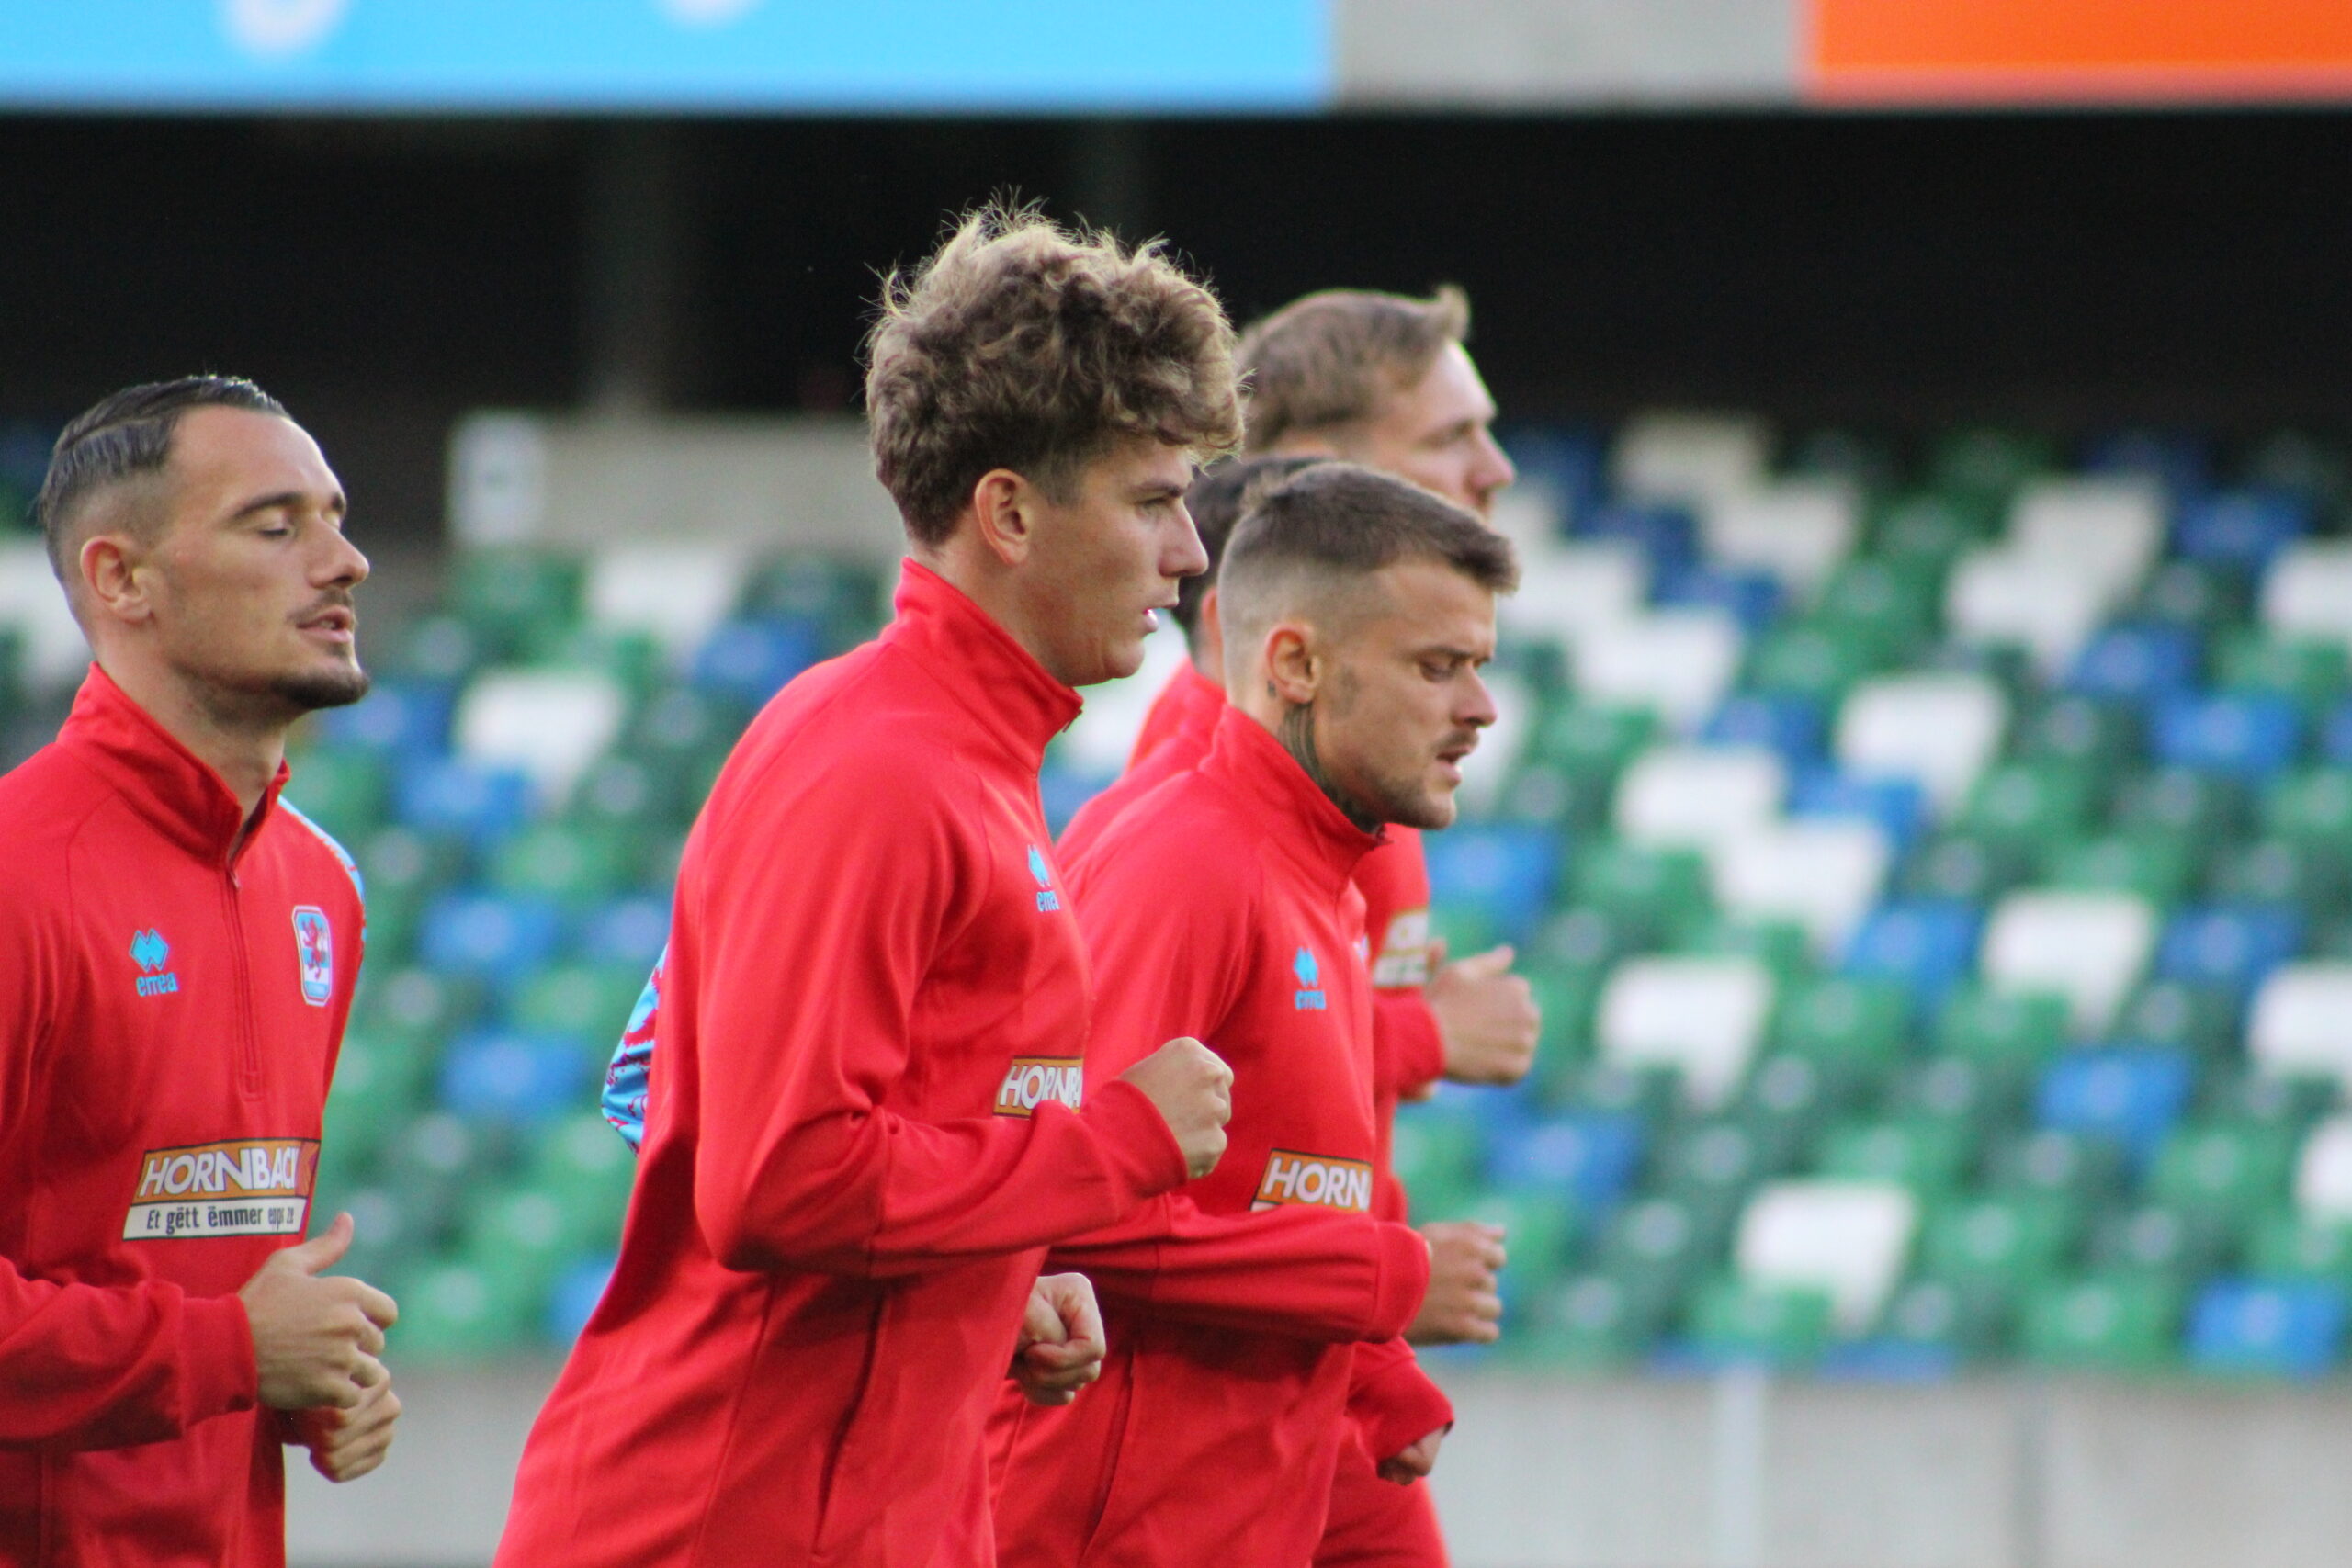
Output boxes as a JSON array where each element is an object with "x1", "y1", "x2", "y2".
[
  {"x1": 319, "y1": 1030, "x2": 429, "y2": 1174},
  {"x1": 2087, "y1": 1201, "x2": 2233, "y2": 1283},
  {"x1": 1871, "y1": 491, "x2": 2000, "y2": 570},
  {"x1": 1658, "y1": 1122, "x2": 1797, "y2": 1228},
  {"x1": 1525, "y1": 969, "x2": 1604, "y2": 1086},
  {"x1": 1736, "y1": 1053, "x2": 1871, "y2": 1146},
  {"x1": 2199, "y1": 1071, "x2": 2337, "y2": 1134},
  {"x1": 449, "y1": 548, "x2": 584, "y2": 660},
  {"x1": 1815, "y1": 1118, "x2": 1975, "y2": 1195},
  {"x1": 1495, "y1": 761, "x2": 1615, "y2": 832},
  {"x1": 1689, "y1": 1275, "x2": 1833, "y2": 1365},
  {"x1": 1556, "y1": 1060, "x2": 1684, "y2": 1125},
  {"x1": 2111, "y1": 980, "x2": 2242, "y2": 1059},
  {"x1": 1772, "y1": 976, "x2": 1913, "y2": 1068},
  {"x1": 1929, "y1": 429, "x2": 2058, "y2": 501},
  {"x1": 1989, "y1": 1129, "x2": 2131, "y2": 1208},
  {"x1": 2207, "y1": 837, "x2": 2352, "y2": 915},
  {"x1": 1597, "y1": 1195, "x2": 1725, "y2": 1305},
  {"x1": 2045, "y1": 833, "x2": 2197, "y2": 906},
  {"x1": 2021, "y1": 1275, "x2": 2182, "y2": 1371},
  {"x1": 566, "y1": 754, "x2": 691, "y2": 831},
  {"x1": 2110, "y1": 767, "x2": 2250, "y2": 852},
  {"x1": 1894, "y1": 1056, "x2": 2030, "y2": 1143},
  {"x1": 353, "y1": 965, "x2": 486, "y2": 1046},
  {"x1": 1459, "y1": 1189, "x2": 1581, "y2": 1300},
  {"x1": 285, "y1": 746, "x2": 391, "y2": 840},
  {"x1": 389, "y1": 1259, "x2": 537, "y2": 1362},
  {"x1": 1532, "y1": 1273, "x2": 1672, "y2": 1369},
  {"x1": 1744, "y1": 619, "x2": 1895, "y2": 703},
  {"x1": 1936, "y1": 987, "x2": 2071, "y2": 1074},
  {"x1": 1815, "y1": 557, "x2": 1943, "y2": 655},
  {"x1": 487, "y1": 822, "x2": 643, "y2": 905},
  {"x1": 1919, "y1": 1193, "x2": 2082, "y2": 1292},
  {"x1": 2132, "y1": 559, "x2": 2254, "y2": 633},
  {"x1": 1530, "y1": 704, "x2": 1657, "y2": 784},
  {"x1": 2015, "y1": 695, "x2": 2142, "y2": 773},
  {"x1": 1900, "y1": 832, "x2": 2036, "y2": 904},
  {"x1": 388, "y1": 614, "x2": 490, "y2": 684},
  {"x1": 2246, "y1": 1212, "x2": 2352, "y2": 1289},
  {"x1": 2219, "y1": 634, "x2": 2349, "y2": 715},
  {"x1": 1959, "y1": 760, "x2": 2101, "y2": 852},
  {"x1": 1679, "y1": 915, "x2": 1813, "y2": 980},
  {"x1": 1873, "y1": 1277, "x2": 2011, "y2": 1358},
  {"x1": 1528, "y1": 906, "x2": 1643, "y2": 981},
  {"x1": 1395, "y1": 1111, "x2": 1485, "y2": 1219},
  {"x1": 458, "y1": 1184, "x2": 586, "y2": 1292},
  {"x1": 1567, "y1": 842, "x2": 1713, "y2": 945},
  {"x1": 2147, "y1": 1122, "x2": 2299, "y2": 1225},
  {"x1": 356, "y1": 826, "x2": 470, "y2": 904},
  {"x1": 2260, "y1": 769, "x2": 2352, "y2": 855},
  {"x1": 507, "y1": 964, "x2": 654, "y2": 1047}
]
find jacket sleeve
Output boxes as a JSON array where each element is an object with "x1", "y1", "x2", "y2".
[
  {"x1": 688, "y1": 747, "x2": 1188, "y2": 1280},
  {"x1": 0, "y1": 874, "x2": 257, "y2": 1450},
  {"x1": 1373, "y1": 990, "x2": 1448, "y2": 1100},
  {"x1": 1347, "y1": 1337, "x2": 1455, "y2": 1465}
]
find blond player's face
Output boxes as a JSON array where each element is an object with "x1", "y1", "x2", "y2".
[
  {"x1": 1026, "y1": 436, "x2": 1208, "y2": 686},
  {"x1": 1351, "y1": 344, "x2": 1516, "y2": 520},
  {"x1": 1313, "y1": 558, "x2": 1498, "y2": 829},
  {"x1": 137, "y1": 407, "x2": 371, "y2": 713}
]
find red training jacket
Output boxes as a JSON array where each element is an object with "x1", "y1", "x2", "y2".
[
  {"x1": 993, "y1": 707, "x2": 1431, "y2": 1568},
  {"x1": 0, "y1": 667, "x2": 366, "y2": 1568},
  {"x1": 496, "y1": 561, "x2": 1189, "y2": 1568}
]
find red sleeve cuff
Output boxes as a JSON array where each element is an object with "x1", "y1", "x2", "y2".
[
  {"x1": 181, "y1": 1291, "x2": 261, "y2": 1427},
  {"x1": 1367, "y1": 1222, "x2": 1431, "y2": 1342},
  {"x1": 1374, "y1": 991, "x2": 1447, "y2": 1100},
  {"x1": 1081, "y1": 1077, "x2": 1193, "y2": 1202},
  {"x1": 1350, "y1": 1347, "x2": 1455, "y2": 1464}
]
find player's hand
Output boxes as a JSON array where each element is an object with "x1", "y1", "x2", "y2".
[
  {"x1": 1406, "y1": 1221, "x2": 1505, "y2": 1346},
  {"x1": 1119, "y1": 1037, "x2": 1233, "y2": 1179},
  {"x1": 287, "y1": 1373, "x2": 401, "y2": 1483},
  {"x1": 1377, "y1": 1426, "x2": 1448, "y2": 1485},
  {"x1": 239, "y1": 1211, "x2": 400, "y2": 1410},
  {"x1": 1011, "y1": 1272, "x2": 1107, "y2": 1407},
  {"x1": 1427, "y1": 942, "x2": 1539, "y2": 1087}
]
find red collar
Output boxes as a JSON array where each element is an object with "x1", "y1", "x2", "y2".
[
  {"x1": 885, "y1": 559, "x2": 1083, "y2": 770},
  {"x1": 1199, "y1": 705, "x2": 1385, "y2": 897},
  {"x1": 58, "y1": 664, "x2": 289, "y2": 867},
  {"x1": 1165, "y1": 662, "x2": 1227, "y2": 740}
]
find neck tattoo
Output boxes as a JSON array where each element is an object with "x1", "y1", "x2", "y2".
[{"x1": 1279, "y1": 702, "x2": 1381, "y2": 834}]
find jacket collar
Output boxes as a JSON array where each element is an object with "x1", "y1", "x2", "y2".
[
  {"x1": 59, "y1": 663, "x2": 288, "y2": 867},
  {"x1": 1164, "y1": 661, "x2": 1227, "y2": 745},
  {"x1": 884, "y1": 559, "x2": 1082, "y2": 770},
  {"x1": 1199, "y1": 704, "x2": 1384, "y2": 897}
]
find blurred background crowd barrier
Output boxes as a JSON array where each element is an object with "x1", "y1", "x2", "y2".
[{"x1": 11, "y1": 2, "x2": 2352, "y2": 1564}]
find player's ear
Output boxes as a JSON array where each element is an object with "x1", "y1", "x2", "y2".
[
  {"x1": 79, "y1": 530, "x2": 158, "y2": 628},
  {"x1": 967, "y1": 468, "x2": 1036, "y2": 567},
  {"x1": 1263, "y1": 623, "x2": 1319, "y2": 707}
]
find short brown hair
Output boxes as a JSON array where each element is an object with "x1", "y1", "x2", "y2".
[
  {"x1": 1218, "y1": 461, "x2": 1517, "y2": 661},
  {"x1": 1173, "y1": 454, "x2": 1328, "y2": 638},
  {"x1": 864, "y1": 204, "x2": 1242, "y2": 547},
  {"x1": 1234, "y1": 286, "x2": 1469, "y2": 455}
]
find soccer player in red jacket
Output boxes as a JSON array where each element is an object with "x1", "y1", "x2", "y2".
[
  {"x1": 993, "y1": 462, "x2": 1520, "y2": 1565},
  {"x1": 496, "y1": 208, "x2": 1240, "y2": 1568},
  {"x1": 0, "y1": 377, "x2": 404, "y2": 1567}
]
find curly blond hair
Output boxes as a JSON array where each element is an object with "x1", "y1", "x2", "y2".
[
  {"x1": 1235, "y1": 286, "x2": 1470, "y2": 455},
  {"x1": 864, "y1": 204, "x2": 1243, "y2": 547}
]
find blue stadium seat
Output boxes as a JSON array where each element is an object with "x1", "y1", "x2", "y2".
[
  {"x1": 317, "y1": 679, "x2": 455, "y2": 755},
  {"x1": 1654, "y1": 565, "x2": 1782, "y2": 635},
  {"x1": 1485, "y1": 1111, "x2": 1646, "y2": 1209},
  {"x1": 576, "y1": 896, "x2": 671, "y2": 969},
  {"x1": 2036, "y1": 1049, "x2": 2195, "y2": 1167},
  {"x1": 1423, "y1": 824, "x2": 1566, "y2": 948},
  {"x1": 394, "y1": 759, "x2": 535, "y2": 845},
  {"x1": 2152, "y1": 694, "x2": 2301, "y2": 778},
  {"x1": 1498, "y1": 424, "x2": 1607, "y2": 526},
  {"x1": 2066, "y1": 625, "x2": 2201, "y2": 705},
  {"x1": 1790, "y1": 768, "x2": 1928, "y2": 851},
  {"x1": 1037, "y1": 764, "x2": 1112, "y2": 838},
  {"x1": 439, "y1": 1030, "x2": 594, "y2": 1122},
  {"x1": 1843, "y1": 900, "x2": 1982, "y2": 1010},
  {"x1": 547, "y1": 1251, "x2": 618, "y2": 1344},
  {"x1": 2154, "y1": 906, "x2": 2303, "y2": 997},
  {"x1": 420, "y1": 892, "x2": 566, "y2": 978},
  {"x1": 2188, "y1": 1280, "x2": 2346, "y2": 1378},
  {"x1": 1702, "y1": 694, "x2": 1826, "y2": 768},
  {"x1": 2173, "y1": 490, "x2": 2310, "y2": 571},
  {"x1": 1575, "y1": 502, "x2": 1698, "y2": 577},
  {"x1": 691, "y1": 617, "x2": 823, "y2": 704},
  {"x1": 2080, "y1": 429, "x2": 2211, "y2": 497},
  {"x1": 2318, "y1": 701, "x2": 2352, "y2": 767}
]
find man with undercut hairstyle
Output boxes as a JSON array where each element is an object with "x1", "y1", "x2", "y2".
[
  {"x1": 993, "y1": 463, "x2": 1516, "y2": 1568},
  {"x1": 0, "y1": 377, "x2": 400, "y2": 1567},
  {"x1": 500, "y1": 207, "x2": 1238, "y2": 1568}
]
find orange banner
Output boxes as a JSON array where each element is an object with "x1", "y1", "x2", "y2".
[{"x1": 1810, "y1": 0, "x2": 2352, "y2": 105}]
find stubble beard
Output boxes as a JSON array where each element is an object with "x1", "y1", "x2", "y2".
[
  {"x1": 193, "y1": 658, "x2": 372, "y2": 732},
  {"x1": 1280, "y1": 700, "x2": 1425, "y2": 835}
]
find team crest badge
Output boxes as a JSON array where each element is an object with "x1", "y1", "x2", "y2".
[{"x1": 291, "y1": 907, "x2": 334, "y2": 1006}]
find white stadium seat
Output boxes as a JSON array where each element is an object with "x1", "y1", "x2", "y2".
[
  {"x1": 1835, "y1": 671, "x2": 2008, "y2": 814},
  {"x1": 583, "y1": 543, "x2": 750, "y2": 658},
  {"x1": 0, "y1": 542, "x2": 93, "y2": 688},
  {"x1": 2249, "y1": 963, "x2": 2352, "y2": 1093},
  {"x1": 2261, "y1": 541, "x2": 2352, "y2": 651},
  {"x1": 1980, "y1": 889, "x2": 2158, "y2": 1036},
  {"x1": 2294, "y1": 1115, "x2": 2352, "y2": 1222},
  {"x1": 458, "y1": 668, "x2": 628, "y2": 798},
  {"x1": 1712, "y1": 819, "x2": 1893, "y2": 959},
  {"x1": 1499, "y1": 542, "x2": 1647, "y2": 649},
  {"x1": 1571, "y1": 609, "x2": 1744, "y2": 733},
  {"x1": 1610, "y1": 411, "x2": 1772, "y2": 507},
  {"x1": 1736, "y1": 1179, "x2": 1920, "y2": 1334},
  {"x1": 1613, "y1": 744, "x2": 1786, "y2": 850},
  {"x1": 1945, "y1": 546, "x2": 2112, "y2": 677},
  {"x1": 1702, "y1": 479, "x2": 1860, "y2": 596},
  {"x1": 2006, "y1": 478, "x2": 2165, "y2": 607},
  {"x1": 1598, "y1": 955, "x2": 1775, "y2": 1110}
]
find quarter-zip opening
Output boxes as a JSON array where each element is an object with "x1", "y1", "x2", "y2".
[{"x1": 221, "y1": 864, "x2": 263, "y2": 1100}]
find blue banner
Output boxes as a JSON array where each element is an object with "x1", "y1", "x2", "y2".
[{"x1": 0, "y1": 0, "x2": 1329, "y2": 111}]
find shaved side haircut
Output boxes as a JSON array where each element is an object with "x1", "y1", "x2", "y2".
[
  {"x1": 1217, "y1": 461, "x2": 1518, "y2": 690},
  {"x1": 865, "y1": 202, "x2": 1242, "y2": 547},
  {"x1": 1235, "y1": 287, "x2": 1469, "y2": 455},
  {"x1": 34, "y1": 376, "x2": 288, "y2": 585},
  {"x1": 1173, "y1": 455, "x2": 1328, "y2": 639}
]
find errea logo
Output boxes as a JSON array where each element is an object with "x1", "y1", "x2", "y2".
[
  {"x1": 130, "y1": 929, "x2": 180, "y2": 998},
  {"x1": 1027, "y1": 844, "x2": 1061, "y2": 913},
  {"x1": 1293, "y1": 945, "x2": 1327, "y2": 1010}
]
